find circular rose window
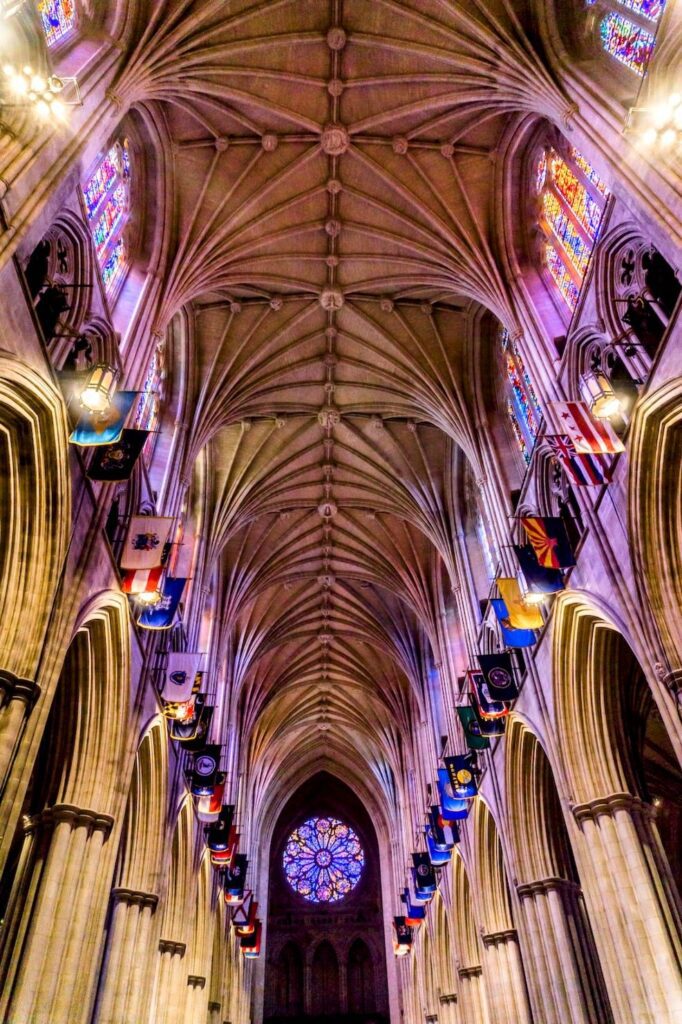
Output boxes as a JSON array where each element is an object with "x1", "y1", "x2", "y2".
[{"x1": 282, "y1": 816, "x2": 364, "y2": 903}]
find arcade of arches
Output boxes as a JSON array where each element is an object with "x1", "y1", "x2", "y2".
[{"x1": 0, "y1": 2, "x2": 681, "y2": 1024}]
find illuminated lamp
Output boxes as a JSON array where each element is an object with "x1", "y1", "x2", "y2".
[
  {"x1": 79, "y1": 363, "x2": 119, "y2": 413},
  {"x1": 580, "y1": 371, "x2": 621, "y2": 419}
]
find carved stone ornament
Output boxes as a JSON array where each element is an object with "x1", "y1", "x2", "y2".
[
  {"x1": 319, "y1": 287, "x2": 344, "y2": 311},
  {"x1": 327, "y1": 78, "x2": 344, "y2": 97},
  {"x1": 392, "y1": 136, "x2": 408, "y2": 155},
  {"x1": 327, "y1": 27, "x2": 347, "y2": 51},
  {"x1": 261, "y1": 133, "x2": 278, "y2": 152},
  {"x1": 318, "y1": 498, "x2": 338, "y2": 518},
  {"x1": 325, "y1": 218, "x2": 342, "y2": 238},
  {"x1": 321, "y1": 123, "x2": 350, "y2": 156},
  {"x1": 318, "y1": 405, "x2": 341, "y2": 428}
]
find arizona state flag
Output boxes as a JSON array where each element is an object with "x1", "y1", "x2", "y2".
[
  {"x1": 514, "y1": 544, "x2": 564, "y2": 595},
  {"x1": 411, "y1": 852, "x2": 437, "y2": 896},
  {"x1": 476, "y1": 653, "x2": 518, "y2": 702},
  {"x1": 87, "y1": 429, "x2": 149, "y2": 481},
  {"x1": 69, "y1": 390, "x2": 136, "y2": 446},
  {"x1": 468, "y1": 668, "x2": 510, "y2": 718},
  {"x1": 521, "y1": 516, "x2": 575, "y2": 569},
  {"x1": 457, "y1": 705, "x2": 490, "y2": 750},
  {"x1": 444, "y1": 754, "x2": 478, "y2": 799},
  {"x1": 497, "y1": 578, "x2": 544, "y2": 630}
]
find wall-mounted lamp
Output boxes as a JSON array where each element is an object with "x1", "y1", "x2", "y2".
[
  {"x1": 1, "y1": 62, "x2": 80, "y2": 121},
  {"x1": 626, "y1": 93, "x2": 682, "y2": 153},
  {"x1": 580, "y1": 371, "x2": 622, "y2": 419},
  {"x1": 137, "y1": 588, "x2": 162, "y2": 607},
  {"x1": 79, "y1": 363, "x2": 119, "y2": 414}
]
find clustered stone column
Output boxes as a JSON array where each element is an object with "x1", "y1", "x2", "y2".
[
  {"x1": 154, "y1": 939, "x2": 187, "y2": 1024},
  {"x1": 437, "y1": 992, "x2": 458, "y2": 1024},
  {"x1": 572, "y1": 793, "x2": 682, "y2": 1023},
  {"x1": 0, "y1": 670, "x2": 40, "y2": 787},
  {"x1": 186, "y1": 974, "x2": 208, "y2": 1023},
  {"x1": 95, "y1": 888, "x2": 159, "y2": 1024},
  {"x1": 515, "y1": 877, "x2": 608, "y2": 1024},
  {"x1": 207, "y1": 999, "x2": 222, "y2": 1024},
  {"x1": 3, "y1": 804, "x2": 114, "y2": 1024},
  {"x1": 457, "y1": 965, "x2": 488, "y2": 1023},
  {"x1": 480, "y1": 929, "x2": 532, "y2": 1024}
]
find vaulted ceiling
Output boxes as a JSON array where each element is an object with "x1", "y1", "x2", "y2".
[{"x1": 120, "y1": 0, "x2": 564, "y2": 806}]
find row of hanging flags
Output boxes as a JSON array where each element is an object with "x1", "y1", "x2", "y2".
[
  {"x1": 68, "y1": 391, "x2": 150, "y2": 480},
  {"x1": 160, "y1": 656, "x2": 261, "y2": 956},
  {"x1": 118, "y1": 515, "x2": 193, "y2": 629},
  {"x1": 393, "y1": 513, "x2": 580, "y2": 955}
]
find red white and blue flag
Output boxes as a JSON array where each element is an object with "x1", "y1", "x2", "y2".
[
  {"x1": 549, "y1": 401, "x2": 624, "y2": 455},
  {"x1": 546, "y1": 434, "x2": 608, "y2": 486}
]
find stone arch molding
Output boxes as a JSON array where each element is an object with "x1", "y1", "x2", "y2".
[
  {"x1": 0, "y1": 355, "x2": 70, "y2": 681},
  {"x1": 628, "y1": 377, "x2": 682, "y2": 674}
]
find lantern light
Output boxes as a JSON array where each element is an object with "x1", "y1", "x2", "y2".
[
  {"x1": 79, "y1": 363, "x2": 119, "y2": 413},
  {"x1": 580, "y1": 371, "x2": 622, "y2": 420},
  {"x1": 137, "y1": 589, "x2": 162, "y2": 607}
]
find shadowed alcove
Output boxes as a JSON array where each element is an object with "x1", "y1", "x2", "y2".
[{"x1": 264, "y1": 773, "x2": 388, "y2": 1024}]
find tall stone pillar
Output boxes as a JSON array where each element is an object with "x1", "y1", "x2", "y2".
[
  {"x1": 480, "y1": 929, "x2": 532, "y2": 1024},
  {"x1": 4, "y1": 804, "x2": 115, "y2": 1024},
  {"x1": 457, "y1": 966, "x2": 489, "y2": 1024},
  {"x1": 438, "y1": 993, "x2": 459, "y2": 1024},
  {"x1": 154, "y1": 940, "x2": 188, "y2": 1024},
  {"x1": 515, "y1": 877, "x2": 610, "y2": 1024},
  {"x1": 186, "y1": 975, "x2": 208, "y2": 1024},
  {"x1": 0, "y1": 671, "x2": 39, "y2": 787},
  {"x1": 94, "y1": 888, "x2": 159, "y2": 1024},
  {"x1": 573, "y1": 793, "x2": 682, "y2": 1023}
]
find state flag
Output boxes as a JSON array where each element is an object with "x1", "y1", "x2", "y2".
[
  {"x1": 240, "y1": 921, "x2": 262, "y2": 958},
  {"x1": 400, "y1": 888, "x2": 426, "y2": 926},
  {"x1": 233, "y1": 892, "x2": 258, "y2": 935},
  {"x1": 121, "y1": 565, "x2": 163, "y2": 596},
  {"x1": 444, "y1": 754, "x2": 478, "y2": 799},
  {"x1": 491, "y1": 598, "x2": 537, "y2": 648},
  {"x1": 190, "y1": 745, "x2": 221, "y2": 795},
  {"x1": 394, "y1": 916, "x2": 413, "y2": 950},
  {"x1": 425, "y1": 826, "x2": 451, "y2": 867},
  {"x1": 206, "y1": 806, "x2": 235, "y2": 852},
  {"x1": 121, "y1": 516, "x2": 174, "y2": 570},
  {"x1": 87, "y1": 429, "x2": 150, "y2": 481},
  {"x1": 457, "y1": 705, "x2": 490, "y2": 750},
  {"x1": 521, "y1": 516, "x2": 576, "y2": 569},
  {"x1": 69, "y1": 390, "x2": 136, "y2": 446},
  {"x1": 437, "y1": 768, "x2": 469, "y2": 819},
  {"x1": 549, "y1": 401, "x2": 624, "y2": 455},
  {"x1": 468, "y1": 668, "x2": 510, "y2": 717},
  {"x1": 476, "y1": 653, "x2": 518, "y2": 702},
  {"x1": 546, "y1": 435, "x2": 607, "y2": 486},
  {"x1": 138, "y1": 577, "x2": 186, "y2": 630},
  {"x1": 224, "y1": 854, "x2": 248, "y2": 902},
  {"x1": 411, "y1": 852, "x2": 437, "y2": 896},
  {"x1": 497, "y1": 578, "x2": 544, "y2": 630},
  {"x1": 160, "y1": 652, "x2": 203, "y2": 702},
  {"x1": 470, "y1": 698, "x2": 506, "y2": 737}
]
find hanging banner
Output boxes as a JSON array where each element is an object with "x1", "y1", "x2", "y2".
[
  {"x1": 137, "y1": 577, "x2": 186, "y2": 630},
  {"x1": 87, "y1": 429, "x2": 150, "y2": 481},
  {"x1": 69, "y1": 390, "x2": 136, "y2": 446},
  {"x1": 121, "y1": 516, "x2": 174, "y2": 570},
  {"x1": 160, "y1": 652, "x2": 203, "y2": 703}
]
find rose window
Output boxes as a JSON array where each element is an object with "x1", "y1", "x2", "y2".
[{"x1": 282, "y1": 817, "x2": 364, "y2": 903}]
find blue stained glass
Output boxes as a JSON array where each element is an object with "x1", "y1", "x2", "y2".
[
  {"x1": 83, "y1": 140, "x2": 132, "y2": 295},
  {"x1": 600, "y1": 12, "x2": 656, "y2": 74},
  {"x1": 616, "y1": 0, "x2": 665, "y2": 22},
  {"x1": 283, "y1": 817, "x2": 364, "y2": 903},
  {"x1": 38, "y1": 0, "x2": 76, "y2": 47},
  {"x1": 101, "y1": 236, "x2": 127, "y2": 292}
]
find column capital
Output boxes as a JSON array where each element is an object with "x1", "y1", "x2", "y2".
[
  {"x1": 188, "y1": 975, "x2": 206, "y2": 989},
  {"x1": 111, "y1": 887, "x2": 159, "y2": 910},
  {"x1": 0, "y1": 670, "x2": 40, "y2": 709},
  {"x1": 570, "y1": 792, "x2": 653, "y2": 825},
  {"x1": 438, "y1": 993, "x2": 457, "y2": 1005},
  {"x1": 457, "y1": 965, "x2": 482, "y2": 979},
  {"x1": 159, "y1": 938, "x2": 186, "y2": 957},
  {"x1": 516, "y1": 876, "x2": 581, "y2": 899},
  {"x1": 47, "y1": 804, "x2": 114, "y2": 834},
  {"x1": 208, "y1": 1003, "x2": 221, "y2": 1013},
  {"x1": 481, "y1": 927, "x2": 518, "y2": 947}
]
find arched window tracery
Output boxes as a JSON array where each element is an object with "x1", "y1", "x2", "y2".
[
  {"x1": 132, "y1": 337, "x2": 166, "y2": 467},
  {"x1": 38, "y1": 0, "x2": 77, "y2": 47},
  {"x1": 501, "y1": 328, "x2": 543, "y2": 466},
  {"x1": 586, "y1": 0, "x2": 665, "y2": 75},
  {"x1": 535, "y1": 145, "x2": 610, "y2": 313},
  {"x1": 83, "y1": 139, "x2": 132, "y2": 297}
]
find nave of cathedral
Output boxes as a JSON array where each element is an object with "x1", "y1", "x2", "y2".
[{"x1": 0, "y1": 1, "x2": 681, "y2": 1023}]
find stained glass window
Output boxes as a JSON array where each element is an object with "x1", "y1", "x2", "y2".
[
  {"x1": 133, "y1": 339, "x2": 166, "y2": 466},
  {"x1": 535, "y1": 147, "x2": 609, "y2": 312},
  {"x1": 283, "y1": 817, "x2": 364, "y2": 903},
  {"x1": 38, "y1": 0, "x2": 76, "y2": 47},
  {"x1": 83, "y1": 141, "x2": 131, "y2": 296},
  {"x1": 615, "y1": 0, "x2": 665, "y2": 22},
  {"x1": 599, "y1": 12, "x2": 656, "y2": 74},
  {"x1": 501, "y1": 328, "x2": 542, "y2": 467}
]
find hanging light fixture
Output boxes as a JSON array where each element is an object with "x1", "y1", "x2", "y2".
[
  {"x1": 2, "y1": 63, "x2": 69, "y2": 120},
  {"x1": 79, "y1": 363, "x2": 119, "y2": 414},
  {"x1": 137, "y1": 588, "x2": 162, "y2": 607},
  {"x1": 580, "y1": 371, "x2": 622, "y2": 419}
]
